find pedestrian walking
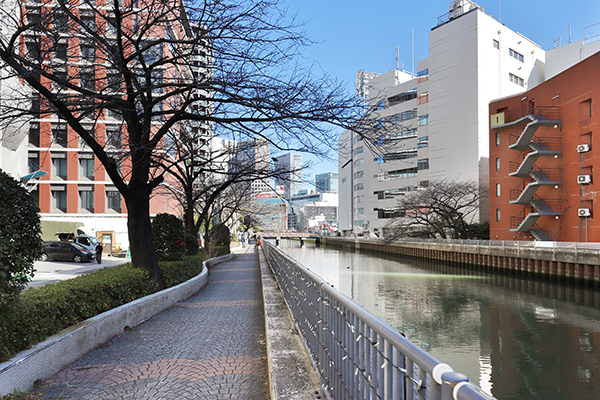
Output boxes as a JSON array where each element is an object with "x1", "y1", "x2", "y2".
[{"x1": 95, "y1": 242, "x2": 103, "y2": 264}]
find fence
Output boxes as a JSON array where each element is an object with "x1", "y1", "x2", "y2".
[{"x1": 262, "y1": 240, "x2": 495, "y2": 400}]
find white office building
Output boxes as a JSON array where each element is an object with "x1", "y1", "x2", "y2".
[
  {"x1": 339, "y1": 0, "x2": 546, "y2": 237},
  {"x1": 274, "y1": 152, "x2": 303, "y2": 199}
]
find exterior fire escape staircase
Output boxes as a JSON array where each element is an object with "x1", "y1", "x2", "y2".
[{"x1": 494, "y1": 113, "x2": 562, "y2": 241}]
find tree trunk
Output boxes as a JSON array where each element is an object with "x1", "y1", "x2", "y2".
[{"x1": 125, "y1": 189, "x2": 164, "y2": 290}]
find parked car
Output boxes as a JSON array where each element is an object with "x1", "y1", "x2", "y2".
[
  {"x1": 40, "y1": 241, "x2": 95, "y2": 263},
  {"x1": 55, "y1": 233, "x2": 100, "y2": 253}
]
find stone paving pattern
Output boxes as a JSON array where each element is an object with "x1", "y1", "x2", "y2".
[{"x1": 34, "y1": 246, "x2": 269, "y2": 399}]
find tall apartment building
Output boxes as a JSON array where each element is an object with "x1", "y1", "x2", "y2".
[
  {"x1": 315, "y1": 172, "x2": 339, "y2": 193},
  {"x1": 490, "y1": 49, "x2": 600, "y2": 242},
  {"x1": 339, "y1": 0, "x2": 545, "y2": 237},
  {"x1": 5, "y1": 0, "x2": 208, "y2": 249},
  {"x1": 224, "y1": 136, "x2": 271, "y2": 196},
  {"x1": 274, "y1": 152, "x2": 303, "y2": 199}
]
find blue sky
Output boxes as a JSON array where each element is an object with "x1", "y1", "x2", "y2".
[{"x1": 284, "y1": 0, "x2": 600, "y2": 190}]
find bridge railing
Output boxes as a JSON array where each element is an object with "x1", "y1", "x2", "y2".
[{"x1": 262, "y1": 240, "x2": 495, "y2": 400}]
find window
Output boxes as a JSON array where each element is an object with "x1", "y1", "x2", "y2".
[
  {"x1": 496, "y1": 183, "x2": 501, "y2": 197},
  {"x1": 107, "y1": 191, "x2": 122, "y2": 212},
  {"x1": 28, "y1": 153, "x2": 40, "y2": 173},
  {"x1": 354, "y1": 171, "x2": 364, "y2": 179},
  {"x1": 377, "y1": 208, "x2": 404, "y2": 219},
  {"x1": 80, "y1": 15, "x2": 95, "y2": 32},
  {"x1": 106, "y1": 125, "x2": 122, "y2": 148},
  {"x1": 29, "y1": 122, "x2": 39, "y2": 146},
  {"x1": 106, "y1": 18, "x2": 117, "y2": 36},
  {"x1": 375, "y1": 150, "x2": 418, "y2": 164},
  {"x1": 418, "y1": 114, "x2": 429, "y2": 126},
  {"x1": 377, "y1": 167, "x2": 418, "y2": 182},
  {"x1": 52, "y1": 122, "x2": 68, "y2": 146},
  {"x1": 493, "y1": 39, "x2": 499, "y2": 49},
  {"x1": 496, "y1": 158, "x2": 500, "y2": 171},
  {"x1": 52, "y1": 157, "x2": 67, "y2": 179},
  {"x1": 388, "y1": 90, "x2": 417, "y2": 107},
  {"x1": 80, "y1": 158, "x2": 95, "y2": 180},
  {"x1": 354, "y1": 183, "x2": 364, "y2": 191},
  {"x1": 354, "y1": 158, "x2": 364, "y2": 167},
  {"x1": 80, "y1": 43, "x2": 95, "y2": 62},
  {"x1": 417, "y1": 92, "x2": 429, "y2": 105},
  {"x1": 25, "y1": 40, "x2": 41, "y2": 61},
  {"x1": 496, "y1": 208, "x2": 501, "y2": 222},
  {"x1": 354, "y1": 208, "x2": 364, "y2": 215},
  {"x1": 495, "y1": 132, "x2": 500, "y2": 146},
  {"x1": 375, "y1": 100, "x2": 384, "y2": 110},
  {"x1": 107, "y1": 108, "x2": 122, "y2": 120},
  {"x1": 417, "y1": 69, "x2": 429, "y2": 83},
  {"x1": 417, "y1": 158, "x2": 429, "y2": 170},
  {"x1": 417, "y1": 136, "x2": 429, "y2": 148},
  {"x1": 354, "y1": 146, "x2": 364, "y2": 156},
  {"x1": 354, "y1": 195, "x2": 364, "y2": 203},
  {"x1": 52, "y1": 190, "x2": 67, "y2": 211},
  {"x1": 354, "y1": 135, "x2": 362, "y2": 143},
  {"x1": 80, "y1": 67, "x2": 95, "y2": 90},
  {"x1": 509, "y1": 73, "x2": 524, "y2": 87},
  {"x1": 53, "y1": 11, "x2": 68, "y2": 32},
  {"x1": 54, "y1": 41, "x2": 67, "y2": 61},
  {"x1": 53, "y1": 65, "x2": 68, "y2": 91},
  {"x1": 579, "y1": 99, "x2": 593, "y2": 119},
  {"x1": 354, "y1": 220, "x2": 364, "y2": 227},
  {"x1": 382, "y1": 128, "x2": 417, "y2": 142},
  {"x1": 79, "y1": 189, "x2": 94, "y2": 211},
  {"x1": 509, "y1": 48, "x2": 524, "y2": 62}
]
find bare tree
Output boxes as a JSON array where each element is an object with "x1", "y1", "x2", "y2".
[
  {"x1": 0, "y1": 0, "x2": 361, "y2": 288},
  {"x1": 385, "y1": 180, "x2": 489, "y2": 240}
]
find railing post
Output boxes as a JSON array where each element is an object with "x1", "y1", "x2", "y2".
[{"x1": 441, "y1": 371, "x2": 469, "y2": 400}]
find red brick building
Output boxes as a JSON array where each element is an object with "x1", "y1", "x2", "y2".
[
  {"x1": 489, "y1": 51, "x2": 600, "y2": 242},
  {"x1": 19, "y1": 0, "x2": 200, "y2": 249}
]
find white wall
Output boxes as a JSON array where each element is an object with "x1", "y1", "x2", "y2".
[{"x1": 546, "y1": 39, "x2": 600, "y2": 80}]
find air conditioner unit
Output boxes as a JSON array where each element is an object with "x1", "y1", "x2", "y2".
[
  {"x1": 578, "y1": 175, "x2": 592, "y2": 184},
  {"x1": 577, "y1": 144, "x2": 590, "y2": 153},
  {"x1": 579, "y1": 208, "x2": 591, "y2": 217}
]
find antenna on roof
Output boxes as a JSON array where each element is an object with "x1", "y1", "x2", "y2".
[
  {"x1": 412, "y1": 29, "x2": 415, "y2": 76},
  {"x1": 395, "y1": 46, "x2": 400, "y2": 71}
]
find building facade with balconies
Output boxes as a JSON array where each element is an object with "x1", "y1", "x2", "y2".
[
  {"x1": 8, "y1": 0, "x2": 209, "y2": 250},
  {"x1": 489, "y1": 50, "x2": 600, "y2": 241},
  {"x1": 339, "y1": 0, "x2": 545, "y2": 237}
]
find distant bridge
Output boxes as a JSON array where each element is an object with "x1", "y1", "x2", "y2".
[{"x1": 260, "y1": 232, "x2": 321, "y2": 239}]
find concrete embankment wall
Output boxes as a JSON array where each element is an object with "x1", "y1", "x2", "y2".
[{"x1": 323, "y1": 237, "x2": 600, "y2": 285}]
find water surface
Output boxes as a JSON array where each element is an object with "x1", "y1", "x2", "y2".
[{"x1": 275, "y1": 240, "x2": 600, "y2": 400}]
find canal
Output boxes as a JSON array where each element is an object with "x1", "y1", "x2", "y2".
[{"x1": 273, "y1": 239, "x2": 600, "y2": 400}]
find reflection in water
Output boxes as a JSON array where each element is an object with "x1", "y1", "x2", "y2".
[{"x1": 274, "y1": 239, "x2": 600, "y2": 400}]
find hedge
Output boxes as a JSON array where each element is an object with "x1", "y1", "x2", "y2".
[{"x1": 0, "y1": 249, "x2": 225, "y2": 363}]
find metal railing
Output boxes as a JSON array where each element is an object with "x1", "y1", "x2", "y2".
[{"x1": 262, "y1": 240, "x2": 496, "y2": 400}]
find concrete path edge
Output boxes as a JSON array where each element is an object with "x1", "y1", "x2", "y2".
[
  {"x1": 0, "y1": 253, "x2": 233, "y2": 396},
  {"x1": 258, "y1": 246, "x2": 321, "y2": 400}
]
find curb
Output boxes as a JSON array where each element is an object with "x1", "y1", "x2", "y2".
[
  {"x1": 258, "y1": 246, "x2": 320, "y2": 400},
  {"x1": 0, "y1": 253, "x2": 232, "y2": 396}
]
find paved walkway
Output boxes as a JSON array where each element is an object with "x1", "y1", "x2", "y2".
[{"x1": 34, "y1": 245, "x2": 269, "y2": 399}]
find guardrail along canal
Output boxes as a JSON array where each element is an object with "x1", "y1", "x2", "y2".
[{"x1": 274, "y1": 239, "x2": 600, "y2": 400}]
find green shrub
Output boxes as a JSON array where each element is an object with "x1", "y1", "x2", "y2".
[
  {"x1": 0, "y1": 264, "x2": 155, "y2": 362},
  {"x1": 159, "y1": 253, "x2": 206, "y2": 288},
  {"x1": 0, "y1": 170, "x2": 43, "y2": 305},
  {"x1": 152, "y1": 213, "x2": 186, "y2": 261},
  {"x1": 185, "y1": 233, "x2": 199, "y2": 256},
  {"x1": 209, "y1": 223, "x2": 231, "y2": 252},
  {"x1": 0, "y1": 251, "x2": 224, "y2": 363}
]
